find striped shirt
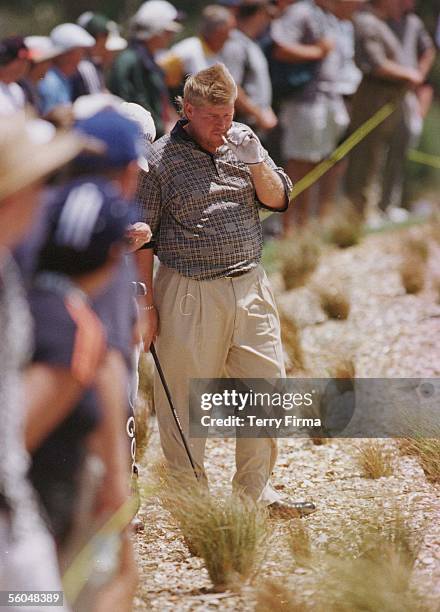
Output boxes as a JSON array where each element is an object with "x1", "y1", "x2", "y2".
[{"x1": 136, "y1": 119, "x2": 291, "y2": 280}]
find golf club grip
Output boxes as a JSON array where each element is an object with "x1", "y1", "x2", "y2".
[{"x1": 150, "y1": 344, "x2": 199, "y2": 481}]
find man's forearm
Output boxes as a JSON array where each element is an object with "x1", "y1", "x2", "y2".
[
  {"x1": 418, "y1": 47, "x2": 436, "y2": 80},
  {"x1": 373, "y1": 59, "x2": 420, "y2": 84},
  {"x1": 249, "y1": 163, "x2": 288, "y2": 210},
  {"x1": 273, "y1": 41, "x2": 324, "y2": 63}
]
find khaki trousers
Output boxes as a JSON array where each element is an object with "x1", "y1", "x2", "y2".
[{"x1": 153, "y1": 264, "x2": 285, "y2": 503}]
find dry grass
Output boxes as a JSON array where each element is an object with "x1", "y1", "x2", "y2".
[
  {"x1": 399, "y1": 230, "x2": 429, "y2": 295},
  {"x1": 403, "y1": 231, "x2": 430, "y2": 262},
  {"x1": 318, "y1": 550, "x2": 425, "y2": 612},
  {"x1": 287, "y1": 519, "x2": 312, "y2": 566},
  {"x1": 255, "y1": 581, "x2": 306, "y2": 612},
  {"x1": 275, "y1": 234, "x2": 321, "y2": 290},
  {"x1": 156, "y1": 472, "x2": 269, "y2": 590},
  {"x1": 398, "y1": 438, "x2": 440, "y2": 484},
  {"x1": 316, "y1": 285, "x2": 350, "y2": 320},
  {"x1": 400, "y1": 255, "x2": 425, "y2": 294},
  {"x1": 328, "y1": 358, "x2": 356, "y2": 379},
  {"x1": 258, "y1": 508, "x2": 427, "y2": 612},
  {"x1": 320, "y1": 507, "x2": 426, "y2": 612},
  {"x1": 137, "y1": 352, "x2": 155, "y2": 407},
  {"x1": 322, "y1": 207, "x2": 363, "y2": 249},
  {"x1": 279, "y1": 312, "x2": 305, "y2": 371},
  {"x1": 135, "y1": 353, "x2": 155, "y2": 461},
  {"x1": 355, "y1": 440, "x2": 394, "y2": 479}
]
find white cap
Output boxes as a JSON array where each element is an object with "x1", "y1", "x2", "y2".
[
  {"x1": 119, "y1": 102, "x2": 156, "y2": 143},
  {"x1": 24, "y1": 36, "x2": 62, "y2": 62},
  {"x1": 73, "y1": 92, "x2": 126, "y2": 120},
  {"x1": 132, "y1": 0, "x2": 183, "y2": 40},
  {"x1": 105, "y1": 23, "x2": 128, "y2": 52},
  {"x1": 50, "y1": 23, "x2": 95, "y2": 52}
]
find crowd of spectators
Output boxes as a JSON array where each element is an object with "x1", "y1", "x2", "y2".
[
  {"x1": 0, "y1": 1, "x2": 437, "y2": 610},
  {"x1": 0, "y1": 0, "x2": 436, "y2": 232}
]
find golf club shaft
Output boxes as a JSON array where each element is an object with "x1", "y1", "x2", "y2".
[{"x1": 150, "y1": 344, "x2": 199, "y2": 481}]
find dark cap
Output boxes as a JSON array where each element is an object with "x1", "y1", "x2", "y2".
[
  {"x1": 77, "y1": 12, "x2": 112, "y2": 38},
  {"x1": 37, "y1": 178, "x2": 131, "y2": 277},
  {"x1": 0, "y1": 36, "x2": 28, "y2": 66},
  {"x1": 217, "y1": 0, "x2": 241, "y2": 6}
]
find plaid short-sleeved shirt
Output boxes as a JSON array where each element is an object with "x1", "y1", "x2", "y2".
[{"x1": 136, "y1": 120, "x2": 291, "y2": 280}]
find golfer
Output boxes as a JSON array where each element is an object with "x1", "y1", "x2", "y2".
[{"x1": 136, "y1": 63, "x2": 315, "y2": 517}]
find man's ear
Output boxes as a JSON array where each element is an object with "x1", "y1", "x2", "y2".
[{"x1": 184, "y1": 101, "x2": 194, "y2": 121}]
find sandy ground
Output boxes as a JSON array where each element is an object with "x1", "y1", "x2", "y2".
[{"x1": 133, "y1": 225, "x2": 440, "y2": 611}]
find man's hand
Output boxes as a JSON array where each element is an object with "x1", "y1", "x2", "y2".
[
  {"x1": 125, "y1": 222, "x2": 152, "y2": 252},
  {"x1": 142, "y1": 306, "x2": 159, "y2": 352},
  {"x1": 223, "y1": 125, "x2": 265, "y2": 164},
  {"x1": 405, "y1": 68, "x2": 424, "y2": 88}
]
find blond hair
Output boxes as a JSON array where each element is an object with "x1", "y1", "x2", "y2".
[{"x1": 178, "y1": 63, "x2": 237, "y2": 112}]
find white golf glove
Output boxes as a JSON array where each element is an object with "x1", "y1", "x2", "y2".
[{"x1": 223, "y1": 125, "x2": 266, "y2": 164}]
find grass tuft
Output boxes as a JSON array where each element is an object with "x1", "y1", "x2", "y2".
[
  {"x1": 399, "y1": 256, "x2": 425, "y2": 294},
  {"x1": 275, "y1": 234, "x2": 321, "y2": 290},
  {"x1": 355, "y1": 440, "x2": 394, "y2": 479},
  {"x1": 157, "y1": 472, "x2": 268, "y2": 590},
  {"x1": 279, "y1": 312, "x2": 305, "y2": 371},
  {"x1": 322, "y1": 207, "x2": 363, "y2": 249},
  {"x1": 316, "y1": 285, "x2": 350, "y2": 320},
  {"x1": 135, "y1": 353, "x2": 155, "y2": 460},
  {"x1": 255, "y1": 581, "x2": 307, "y2": 612},
  {"x1": 398, "y1": 438, "x2": 440, "y2": 484}
]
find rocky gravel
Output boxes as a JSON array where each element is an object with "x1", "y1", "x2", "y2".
[{"x1": 133, "y1": 224, "x2": 440, "y2": 611}]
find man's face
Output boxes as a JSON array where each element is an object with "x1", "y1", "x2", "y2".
[
  {"x1": 0, "y1": 57, "x2": 29, "y2": 84},
  {"x1": 184, "y1": 101, "x2": 235, "y2": 152},
  {"x1": 57, "y1": 48, "x2": 85, "y2": 76}
]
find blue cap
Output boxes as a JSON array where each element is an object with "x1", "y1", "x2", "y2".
[
  {"x1": 38, "y1": 177, "x2": 131, "y2": 277},
  {"x1": 74, "y1": 108, "x2": 143, "y2": 171},
  {"x1": 217, "y1": 0, "x2": 241, "y2": 6}
]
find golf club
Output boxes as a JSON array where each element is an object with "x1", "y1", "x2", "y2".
[{"x1": 150, "y1": 343, "x2": 200, "y2": 482}]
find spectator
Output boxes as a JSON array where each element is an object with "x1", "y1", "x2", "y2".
[
  {"x1": 17, "y1": 107, "x2": 150, "y2": 608},
  {"x1": 108, "y1": 0, "x2": 182, "y2": 137},
  {"x1": 270, "y1": 0, "x2": 343, "y2": 232},
  {"x1": 218, "y1": 0, "x2": 242, "y2": 19},
  {"x1": 345, "y1": 0, "x2": 423, "y2": 221},
  {"x1": 20, "y1": 37, "x2": 61, "y2": 115},
  {"x1": 159, "y1": 5, "x2": 236, "y2": 89},
  {"x1": 328, "y1": 1, "x2": 363, "y2": 102},
  {"x1": 136, "y1": 63, "x2": 316, "y2": 519},
  {"x1": 73, "y1": 12, "x2": 127, "y2": 98},
  {"x1": 0, "y1": 114, "x2": 84, "y2": 611},
  {"x1": 384, "y1": 0, "x2": 436, "y2": 217},
  {"x1": 25, "y1": 175, "x2": 136, "y2": 611},
  {"x1": 38, "y1": 23, "x2": 94, "y2": 126},
  {"x1": 220, "y1": 0, "x2": 278, "y2": 132},
  {"x1": 102, "y1": 23, "x2": 128, "y2": 71},
  {"x1": 0, "y1": 36, "x2": 29, "y2": 115}
]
